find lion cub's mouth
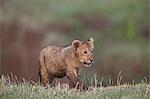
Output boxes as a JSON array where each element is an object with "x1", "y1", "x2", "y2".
[{"x1": 83, "y1": 62, "x2": 92, "y2": 67}]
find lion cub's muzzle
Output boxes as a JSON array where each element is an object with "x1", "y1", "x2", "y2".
[{"x1": 83, "y1": 59, "x2": 94, "y2": 67}]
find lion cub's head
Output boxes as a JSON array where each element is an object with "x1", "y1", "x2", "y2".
[{"x1": 72, "y1": 37, "x2": 94, "y2": 67}]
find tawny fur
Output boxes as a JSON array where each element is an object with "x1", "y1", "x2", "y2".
[{"x1": 39, "y1": 37, "x2": 94, "y2": 89}]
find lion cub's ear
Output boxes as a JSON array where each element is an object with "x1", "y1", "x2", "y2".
[
  {"x1": 87, "y1": 37, "x2": 94, "y2": 49},
  {"x1": 72, "y1": 40, "x2": 81, "y2": 49}
]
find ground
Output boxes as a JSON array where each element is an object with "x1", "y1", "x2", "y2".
[{"x1": 0, "y1": 77, "x2": 149, "y2": 99}]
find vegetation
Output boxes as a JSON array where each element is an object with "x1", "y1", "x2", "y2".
[{"x1": 0, "y1": 76, "x2": 149, "y2": 99}]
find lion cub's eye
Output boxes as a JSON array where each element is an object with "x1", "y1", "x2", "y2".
[
  {"x1": 91, "y1": 51, "x2": 94, "y2": 54},
  {"x1": 84, "y1": 51, "x2": 87, "y2": 54}
]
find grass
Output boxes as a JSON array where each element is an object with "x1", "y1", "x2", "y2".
[{"x1": 0, "y1": 76, "x2": 149, "y2": 99}]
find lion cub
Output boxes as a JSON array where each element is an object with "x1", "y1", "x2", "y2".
[{"x1": 39, "y1": 37, "x2": 94, "y2": 89}]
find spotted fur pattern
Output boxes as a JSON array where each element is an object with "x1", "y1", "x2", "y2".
[{"x1": 39, "y1": 37, "x2": 94, "y2": 90}]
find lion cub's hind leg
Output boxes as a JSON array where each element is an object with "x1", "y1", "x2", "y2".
[
  {"x1": 39, "y1": 55, "x2": 54, "y2": 86},
  {"x1": 40, "y1": 67, "x2": 49, "y2": 86}
]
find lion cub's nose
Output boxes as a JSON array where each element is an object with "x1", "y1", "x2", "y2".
[{"x1": 90, "y1": 59, "x2": 93, "y2": 63}]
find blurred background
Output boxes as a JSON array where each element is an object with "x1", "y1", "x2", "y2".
[{"x1": 0, "y1": 0, "x2": 149, "y2": 85}]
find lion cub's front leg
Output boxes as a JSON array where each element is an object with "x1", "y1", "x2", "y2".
[{"x1": 66, "y1": 67, "x2": 88, "y2": 90}]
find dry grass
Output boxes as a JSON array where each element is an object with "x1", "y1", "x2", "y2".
[{"x1": 0, "y1": 75, "x2": 149, "y2": 99}]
